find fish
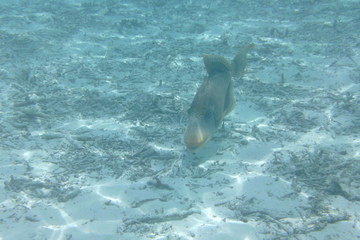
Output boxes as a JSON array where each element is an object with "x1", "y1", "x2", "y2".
[{"x1": 184, "y1": 44, "x2": 254, "y2": 152}]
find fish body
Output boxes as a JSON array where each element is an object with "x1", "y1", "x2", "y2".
[{"x1": 184, "y1": 44, "x2": 254, "y2": 151}]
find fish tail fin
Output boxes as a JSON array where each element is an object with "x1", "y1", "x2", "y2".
[{"x1": 231, "y1": 43, "x2": 255, "y2": 78}]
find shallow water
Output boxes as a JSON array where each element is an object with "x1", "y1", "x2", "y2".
[{"x1": 0, "y1": 0, "x2": 360, "y2": 239}]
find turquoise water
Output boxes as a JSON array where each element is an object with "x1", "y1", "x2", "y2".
[{"x1": 0, "y1": 1, "x2": 359, "y2": 239}]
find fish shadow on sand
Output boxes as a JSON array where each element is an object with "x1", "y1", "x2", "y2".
[{"x1": 183, "y1": 138, "x2": 223, "y2": 166}]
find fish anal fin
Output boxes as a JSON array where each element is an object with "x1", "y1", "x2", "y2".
[{"x1": 223, "y1": 80, "x2": 235, "y2": 116}]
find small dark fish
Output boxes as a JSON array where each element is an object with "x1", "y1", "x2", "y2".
[{"x1": 184, "y1": 44, "x2": 254, "y2": 151}]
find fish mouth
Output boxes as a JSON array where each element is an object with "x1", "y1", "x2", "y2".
[{"x1": 184, "y1": 117, "x2": 213, "y2": 151}]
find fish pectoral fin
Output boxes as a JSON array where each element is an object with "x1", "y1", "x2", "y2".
[{"x1": 203, "y1": 55, "x2": 232, "y2": 77}]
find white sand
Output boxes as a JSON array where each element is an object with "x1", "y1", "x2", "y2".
[{"x1": 0, "y1": 0, "x2": 360, "y2": 239}]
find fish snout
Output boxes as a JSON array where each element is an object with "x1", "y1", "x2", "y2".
[{"x1": 184, "y1": 118, "x2": 213, "y2": 151}]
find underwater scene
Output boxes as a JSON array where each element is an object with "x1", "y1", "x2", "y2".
[{"x1": 0, "y1": 0, "x2": 360, "y2": 239}]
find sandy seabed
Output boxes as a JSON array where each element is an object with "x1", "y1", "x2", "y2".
[{"x1": 0, "y1": 0, "x2": 360, "y2": 239}]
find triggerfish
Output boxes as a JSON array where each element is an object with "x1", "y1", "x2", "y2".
[{"x1": 184, "y1": 44, "x2": 254, "y2": 151}]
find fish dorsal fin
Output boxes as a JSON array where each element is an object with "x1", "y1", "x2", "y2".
[
  {"x1": 203, "y1": 55, "x2": 231, "y2": 77},
  {"x1": 231, "y1": 43, "x2": 255, "y2": 78}
]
